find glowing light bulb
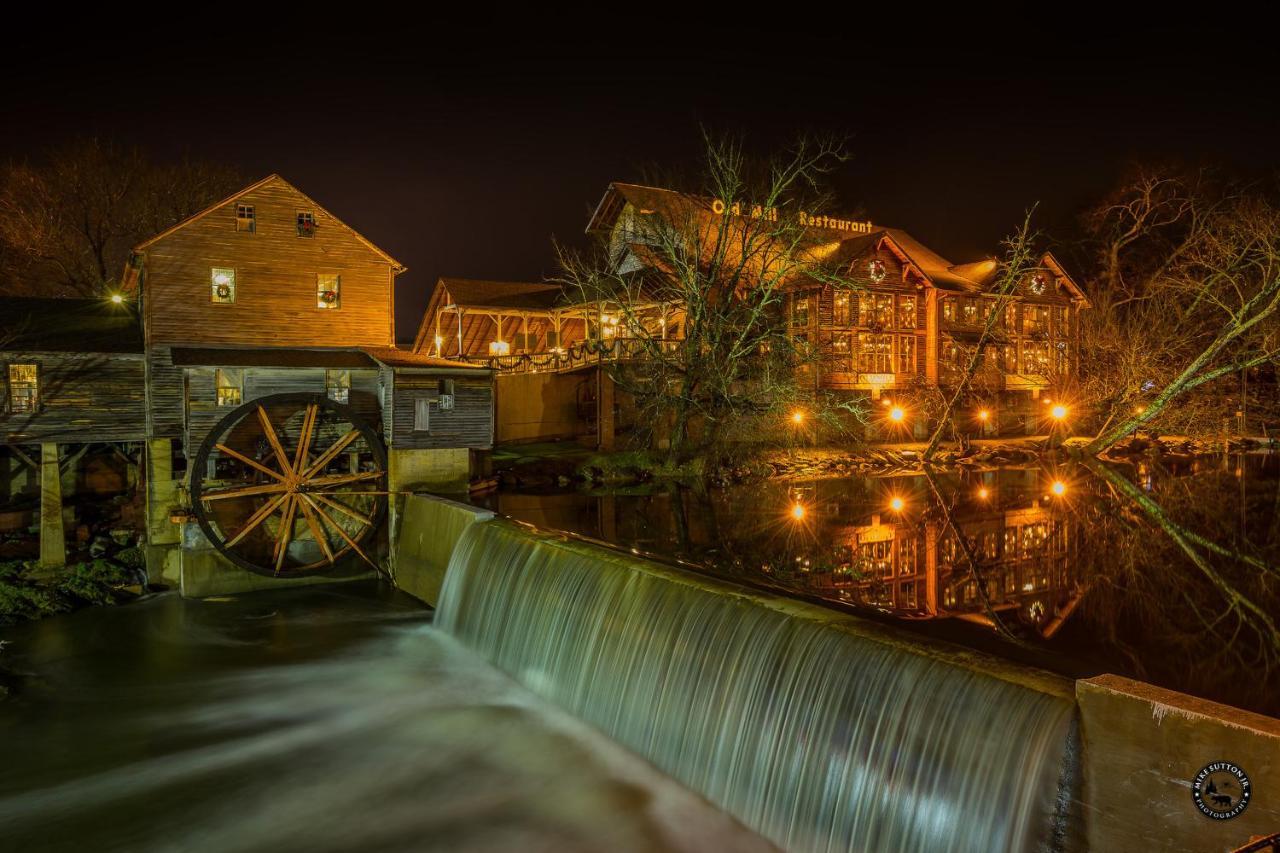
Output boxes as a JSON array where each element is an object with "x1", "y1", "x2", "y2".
[
  {"x1": 790, "y1": 503, "x2": 805, "y2": 520},
  {"x1": 889, "y1": 406, "x2": 905, "y2": 423},
  {"x1": 881, "y1": 397, "x2": 891, "y2": 407},
  {"x1": 109, "y1": 293, "x2": 123, "y2": 304},
  {"x1": 1050, "y1": 480, "x2": 1066, "y2": 496},
  {"x1": 1050, "y1": 404, "x2": 1067, "y2": 420},
  {"x1": 977, "y1": 487, "x2": 990, "y2": 499},
  {"x1": 791, "y1": 411, "x2": 804, "y2": 425},
  {"x1": 977, "y1": 409, "x2": 990, "y2": 422},
  {"x1": 889, "y1": 496, "x2": 905, "y2": 512}
]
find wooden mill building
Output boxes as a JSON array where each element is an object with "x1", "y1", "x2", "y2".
[{"x1": 2, "y1": 175, "x2": 495, "y2": 591}]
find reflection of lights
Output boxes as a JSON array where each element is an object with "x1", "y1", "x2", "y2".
[
  {"x1": 889, "y1": 406, "x2": 905, "y2": 423},
  {"x1": 889, "y1": 496, "x2": 905, "y2": 512},
  {"x1": 791, "y1": 410, "x2": 804, "y2": 425},
  {"x1": 1050, "y1": 404, "x2": 1068, "y2": 421},
  {"x1": 977, "y1": 487, "x2": 989, "y2": 499},
  {"x1": 790, "y1": 502, "x2": 806, "y2": 520},
  {"x1": 1050, "y1": 480, "x2": 1066, "y2": 496}
]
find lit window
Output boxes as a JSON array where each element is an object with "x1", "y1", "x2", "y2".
[
  {"x1": 215, "y1": 369, "x2": 243, "y2": 407},
  {"x1": 897, "y1": 295, "x2": 916, "y2": 329},
  {"x1": 942, "y1": 299, "x2": 955, "y2": 323},
  {"x1": 317, "y1": 274, "x2": 340, "y2": 309},
  {"x1": 792, "y1": 293, "x2": 811, "y2": 327},
  {"x1": 962, "y1": 299, "x2": 979, "y2": 325},
  {"x1": 211, "y1": 268, "x2": 236, "y2": 303},
  {"x1": 325, "y1": 369, "x2": 350, "y2": 403},
  {"x1": 1022, "y1": 341, "x2": 1051, "y2": 375},
  {"x1": 297, "y1": 211, "x2": 316, "y2": 237},
  {"x1": 236, "y1": 204, "x2": 255, "y2": 232},
  {"x1": 857, "y1": 333, "x2": 892, "y2": 374},
  {"x1": 413, "y1": 397, "x2": 430, "y2": 432},
  {"x1": 833, "y1": 290, "x2": 851, "y2": 326},
  {"x1": 437, "y1": 379, "x2": 455, "y2": 410},
  {"x1": 7, "y1": 363, "x2": 37, "y2": 413},
  {"x1": 896, "y1": 335, "x2": 915, "y2": 375}
]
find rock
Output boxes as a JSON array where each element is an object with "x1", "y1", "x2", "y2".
[
  {"x1": 110, "y1": 529, "x2": 134, "y2": 547},
  {"x1": 88, "y1": 535, "x2": 112, "y2": 558}
]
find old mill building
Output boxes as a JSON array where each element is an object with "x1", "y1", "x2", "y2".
[{"x1": 412, "y1": 182, "x2": 1088, "y2": 447}]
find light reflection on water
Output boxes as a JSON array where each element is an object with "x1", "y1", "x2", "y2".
[
  {"x1": 0, "y1": 586, "x2": 769, "y2": 853},
  {"x1": 486, "y1": 453, "x2": 1280, "y2": 715}
]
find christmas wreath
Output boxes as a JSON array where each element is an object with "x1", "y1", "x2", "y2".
[
  {"x1": 1029, "y1": 272, "x2": 1048, "y2": 295},
  {"x1": 215, "y1": 283, "x2": 232, "y2": 300},
  {"x1": 868, "y1": 258, "x2": 887, "y2": 283},
  {"x1": 320, "y1": 289, "x2": 338, "y2": 305}
]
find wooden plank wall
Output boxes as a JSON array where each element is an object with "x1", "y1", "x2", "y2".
[
  {"x1": 141, "y1": 177, "x2": 397, "y2": 349},
  {"x1": 1, "y1": 352, "x2": 146, "y2": 444},
  {"x1": 147, "y1": 346, "x2": 186, "y2": 440},
  {"x1": 390, "y1": 373, "x2": 493, "y2": 450},
  {"x1": 184, "y1": 367, "x2": 380, "y2": 453}
]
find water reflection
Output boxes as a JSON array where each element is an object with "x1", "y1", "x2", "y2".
[{"x1": 489, "y1": 454, "x2": 1280, "y2": 715}]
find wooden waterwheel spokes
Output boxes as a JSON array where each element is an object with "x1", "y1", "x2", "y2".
[{"x1": 190, "y1": 393, "x2": 389, "y2": 578}]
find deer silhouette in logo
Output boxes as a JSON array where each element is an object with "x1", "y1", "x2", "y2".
[{"x1": 1206, "y1": 778, "x2": 1235, "y2": 809}]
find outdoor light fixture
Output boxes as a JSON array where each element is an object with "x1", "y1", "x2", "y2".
[
  {"x1": 790, "y1": 502, "x2": 806, "y2": 520},
  {"x1": 109, "y1": 293, "x2": 124, "y2": 304},
  {"x1": 977, "y1": 487, "x2": 990, "y2": 499},
  {"x1": 489, "y1": 340, "x2": 511, "y2": 356},
  {"x1": 889, "y1": 496, "x2": 905, "y2": 512},
  {"x1": 977, "y1": 409, "x2": 990, "y2": 422},
  {"x1": 434, "y1": 335, "x2": 444, "y2": 352},
  {"x1": 889, "y1": 406, "x2": 905, "y2": 423},
  {"x1": 1050, "y1": 480, "x2": 1067, "y2": 496},
  {"x1": 791, "y1": 410, "x2": 804, "y2": 425},
  {"x1": 1050, "y1": 404, "x2": 1068, "y2": 421}
]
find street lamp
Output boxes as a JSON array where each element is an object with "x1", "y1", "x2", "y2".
[
  {"x1": 791, "y1": 410, "x2": 805, "y2": 425},
  {"x1": 889, "y1": 496, "x2": 905, "y2": 512},
  {"x1": 1050, "y1": 404, "x2": 1068, "y2": 421},
  {"x1": 1050, "y1": 480, "x2": 1066, "y2": 497},
  {"x1": 888, "y1": 405, "x2": 905, "y2": 423},
  {"x1": 790, "y1": 502, "x2": 806, "y2": 520}
]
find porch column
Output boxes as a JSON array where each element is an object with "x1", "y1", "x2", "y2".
[{"x1": 39, "y1": 442, "x2": 65, "y2": 569}]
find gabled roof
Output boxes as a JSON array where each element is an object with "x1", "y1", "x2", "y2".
[
  {"x1": 1041, "y1": 251, "x2": 1089, "y2": 305},
  {"x1": 0, "y1": 297, "x2": 143, "y2": 353},
  {"x1": 433, "y1": 277, "x2": 563, "y2": 310},
  {"x1": 133, "y1": 174, "x2": 406, "y2": 272}
]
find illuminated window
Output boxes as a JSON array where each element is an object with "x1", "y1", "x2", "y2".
[
  {"x1": 236, "y1": 204, "x2": 255, "y2": 232},
  {"x1": 942, "y1": 299, "x2": 955, "y2": 323},
  {"x1": 792, "y1": 293, "x2": 811, "y2": 327},
  {"x1": 1024, "y1": 305, "x2": 1050, "y2": 334},
  {"x1": 897, "y1": 295, "x2": 916, "y2": 329},
  {"x1": 961, "y1": 298, "x2": 979, "y2": 325},
  {"x1": 1052, "y1": 305, "x2": 1068, "y2": 335},
  {"x1": 215, "y1": 369, "x2": 243, "y2": 407},
  {"x1": 297, "y1": 211, "x2": 316, "y2": 237},
  {"x1": 317, "y1": 274, "x2": 341, "y2": 309},
  {"x1": 857, "y1": 333, "x2": 892, "y2": 373},
  {"x1": 896, "y1": 335, "x2": 916, "y2": 375},
  {"x1": 6, "y1": 363, "x2": 37, "y2": 413},
  {"x1": 1005, "y1": 303, "x2": 1019, "y2": 330},
  {"x1": 325, "y1": 369, "x2": 350, "y2": 403},
  {"x1": 414, "y1": 397, "x2": 430, "y2": 432},
  {"x1": 211, "y1": 268, "x2": 236, "y2": 303},
  {"x1": 1022, "y1": 341, "x2": 1051, "y2": 375},
  {"x1": 828, "y1": 333, "x2": 853, "y2": 372},
  {"x1": 833, "y1": 290, "x2": 851, "y2": 325}
]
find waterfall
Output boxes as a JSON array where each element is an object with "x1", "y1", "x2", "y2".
[{"x1": 436, "y1": 519, "x2": 1077, "y2": 853}]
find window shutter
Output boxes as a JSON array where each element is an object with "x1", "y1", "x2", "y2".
[{"x1": 414, "y1": 398, "x2": 430, "y2": 432}]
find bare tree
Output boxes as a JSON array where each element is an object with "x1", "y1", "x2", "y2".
[
  {"x1": 0, "y1": 139, "x2": 242, "y2": 297},
  {"x1": 557, "y1": 132, "x2": 866, "y2": 460}
]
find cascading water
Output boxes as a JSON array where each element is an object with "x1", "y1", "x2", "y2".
[{"x1": 436, "y1": 519, "x2": 1078, "y2": 853}]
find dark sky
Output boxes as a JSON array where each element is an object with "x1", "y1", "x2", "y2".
[{"x1": 4, "y1": 22, "x2": 1277, "y2": 340}]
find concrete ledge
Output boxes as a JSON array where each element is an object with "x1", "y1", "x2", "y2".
[
  {"x1": 392, "y1": 494, "x2": 494, "y2": 606},
  {"x1": 1077, "y1": 674, "x2": 1280, "y2": 852},
  {"x1": 179, "y1": 545, "x2": 376, "y2": 597}
]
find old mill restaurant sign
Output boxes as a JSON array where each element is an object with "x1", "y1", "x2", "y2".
[{"x1": 711, "y1": 199, "x2": 875, "y2": 235}]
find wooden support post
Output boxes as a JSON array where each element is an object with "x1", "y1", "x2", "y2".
[
  {"x1": 597, "y1": 368, "x2": 616, "y2": 452},
  {"x1": 39, "y1": 442, "x2": 66, "y2": 569}
]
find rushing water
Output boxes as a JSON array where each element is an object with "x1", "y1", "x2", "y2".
[
  {"x1": 436, "y1": 520, "x2": 1077, "y2": 853},
  {"x1": 486, "y1": 454, "x2": 1280, "y2": 716},
  {"x1": 0, "y1": 585, "x2": 768, "y2": 852}
]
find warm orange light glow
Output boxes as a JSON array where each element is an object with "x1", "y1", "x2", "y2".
[
  {"x1": 1135, "y1": 404, "x2": 1146, "y2": 414},
  {"x1": 880, "y1": 397, "x2": 891, "y2": 407},
  {"x1": 889, "y1": 496, "x2": 905, "y2": 512},
  {"x1": 977, "y1": 409, "x2": 990, "y2": 422},
  {"x1": 1050, "y1": 404, "x2": 1068, "y2": 421},
  {"x1": 790, "y1": 502, "x2": 806, "y2": 520},
  {"x1": 791, "y1": 410, "x2": 804, "y2": 425},
  {"x1": 889, "y1": 406, "x2": 905, "y2": 423},
  {"x1": 489, "y1": 340, "x2": 511, "y2": 356},
  {"x1": 1050, "y1": 480, "x2": 1066, "y2": 496},
  {"x1": 109, "y1": 293, "x2": 124, "y2": 304},
  {"x1": 977, "y1": 487, "x2": 990, "y2": 499}
]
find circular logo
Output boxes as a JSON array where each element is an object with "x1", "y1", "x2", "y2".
[{"x1": 1192, "y1": 762, "x2": 1251, "y2": 820}]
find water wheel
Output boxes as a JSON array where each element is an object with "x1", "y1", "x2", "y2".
[{"x1": 189, "y1": 393, "x2": 388, "y2": 578}]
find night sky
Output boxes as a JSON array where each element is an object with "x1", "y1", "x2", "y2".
[{"x1": 4, "y1": 22, "x2": 1277, "y2": 341}]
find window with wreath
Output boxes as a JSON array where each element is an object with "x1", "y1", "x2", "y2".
[
  {"x1": 317, "y1": 274, "x2": 341, "y2": 309},
  {"x1": 833, "y1": 290, "x2": 851, "y2": 326},
  {"x1": 325, "y1": 369, "x2": 350, "y2": 403},
  {"x1": 6, "y1": 363, "x2": 37, "y2": 413},
  {"x1": 897, "y1": 295, "x2": 916, "y2": 329},
  {"x1": 211, "y1": 268, "x2": 236, "y2": 303},
  {"x1": 857, "y1": 333, "x2": 893, "y2": 374},
  {"x1": 215, "y1": 369, "x2": 243, "y2": 407},
  {"x1": 297, "y1": 211, "x2": 316, "y2": 237}
]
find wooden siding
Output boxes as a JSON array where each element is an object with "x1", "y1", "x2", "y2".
[
  {"x1": 141, "y1": 177, "x2": 397, "y2": 349},
  {"x1": 1, "y1": 352, "x2": 146, "y2": 444},
  {"x1": 184, "y1": 367, "x2": 380, "y2": 453},
  {"x1": 146, "y1": 346, "x2": 186, "y2": 440},
  {"x1": 390, "y1": 373, "x2": 493, "y2": 450}
]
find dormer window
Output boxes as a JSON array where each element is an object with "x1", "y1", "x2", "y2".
[
  {"x1": 297, "y1": 211, "x2": 316, "y2": 237},
  {"x1": 317, "y1": 274, "x2": 340, "y2": 309},
  {"x1": 236, "y1": 204, "x2": 255, "y2": 232},
  {"x1": 211, "y1": 268, "x2": 236, "y2": 303}
]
